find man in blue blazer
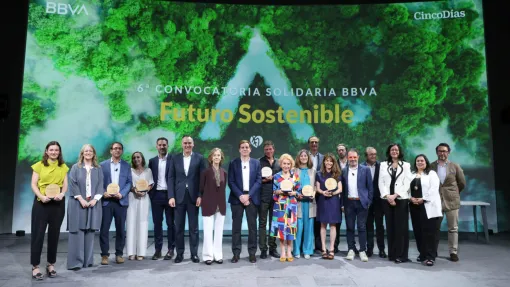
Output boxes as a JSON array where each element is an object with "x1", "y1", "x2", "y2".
[
  {"x1": 228, "y1": 140, "x2": 262, "y2": 263},
  {"x1": 99, "y1": 142, "x2": 132, "y2": 265},
  {"x1": 361, "y1": 147, "x2": 386, "y2": 258},
  {"x1": 341, "y1": 149, "x2": 373, "y2": 262},
  {"x1": 168, "y1": 136, "x2": 206, "y2": 263},
  {"x1": 148, "y1": 137, "x2": 175, "y2": 260}
]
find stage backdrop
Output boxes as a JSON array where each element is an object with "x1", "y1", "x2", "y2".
[{"x1": 13, "y1": 0, "x2": 496, "y2": 233}]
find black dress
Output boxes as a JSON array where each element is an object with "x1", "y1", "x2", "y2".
[{"x1": 410, "y1": 177, "x2": 439, "y2": 262}]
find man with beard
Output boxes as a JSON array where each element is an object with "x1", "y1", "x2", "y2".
[
  {"x1": 430, "y1": 143, "x2": 466, "y2": 262},
  {"x1": 148, "y1": 137, "x2": 175, "y2": 260}
]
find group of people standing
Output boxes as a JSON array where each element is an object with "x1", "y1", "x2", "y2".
[{"x1": 28, "y1": 135, "x2": 466, "y2": 281}]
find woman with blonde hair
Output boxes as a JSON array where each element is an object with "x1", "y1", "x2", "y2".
[
  {"x1": 270, "y1": 153, "x2": 299, "y2": 262},
  {"x1": 199, "y1": 148, "x2": 227, "y2": 265},
  {"x1": 30, "y1": 141, "x2": 69, "y2": 280},
  {"x1": 126, "y1": 152, "x2": 154, "y2": 260},
  {"x1": 67, "y1": 144, "x2": 104, "y2": 270},
  {"x1": 315, "y1": 153, "x2": 343, "y2": 260},
  {"x1": 292, "y1": 149, "x2": 317, "y2": 259}
]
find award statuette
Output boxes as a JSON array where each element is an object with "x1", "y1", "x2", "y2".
[
  {"x1": 261, "y1": 167, "x2": 272, "y2": 178},
  {"x1": 301, "y1": 185, "x2": 314, "y2": 199},
  {"x1": 280, "y1": 179, "x2": 293, "y2": 194},
  {"x1": 135, "y1": 179, "x2": 149, "y2": 192},
  {"x1": 325, "y1": 178, "x2": 338, "y2": 194},
  {"x1": 107, "y1": 183, "x2": 120, "y2": 195},
  {"x1": 45, "y1": 184, "x2": 61, "y2": 198}
]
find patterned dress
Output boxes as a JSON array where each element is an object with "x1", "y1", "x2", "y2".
[{"x1": 270, "y1": 171, "x2": 300, "y2": 240}]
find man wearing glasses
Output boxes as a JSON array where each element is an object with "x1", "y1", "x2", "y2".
[{"x1": 430, "y1": 143, "x2": 466, "y2": 262}]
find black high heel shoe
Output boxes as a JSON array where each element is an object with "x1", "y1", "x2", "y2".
[
  {"x1": 32, "y1": 266, "x2": 43, "y2": 280},
  {"x1": 46, "y1": 263, "x2": 57, "y2": 278}
]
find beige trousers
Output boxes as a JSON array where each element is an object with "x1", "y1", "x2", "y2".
[{"x1": 440, "y1": 209, "x2": 459, "y2": 254}]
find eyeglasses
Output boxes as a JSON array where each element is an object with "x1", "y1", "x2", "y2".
[
  {"x1": 437, "y1": 150, "x2": 449, "y2": 153},
  {"x1": 310, "y1": 141, "x2": 318, "y2": 144}
]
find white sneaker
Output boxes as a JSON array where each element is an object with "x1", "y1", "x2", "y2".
[
  {"x1": 359, "y1": 251, "x2": 368, "y2": 262},
  {"x1": 295, "y1": 254, "x2": 301, "y2": 259},
  {"x1": 304, "y1": 254, "x2": 310, "y2": 259},
  {"x1": 346, "y1": 250, "x2": 355, "y2": 260}
]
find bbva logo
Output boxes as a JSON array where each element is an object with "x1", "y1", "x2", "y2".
[{"x1": 46, "y1": 1, "x2": 89, "y2": 16}]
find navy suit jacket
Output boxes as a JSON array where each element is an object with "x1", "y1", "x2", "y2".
[
  {"x1": 100, "y1": 159, "x2": 132, "y2": 206},
  {"x1": 341, "y1": 164, "x2": 373, "y2": 209},
  {"x1": 361, "y1": 161, "x2": 381, "y2": 201},
  {"x1": 168, "y1": 152, "x2": 206, "y2": 204},
  {"x1": 148, "y1": 155, "x2": 172, "y2": 199},
  {"x1": 228, "y1": 158, "x2": 262, "y2": 205}
]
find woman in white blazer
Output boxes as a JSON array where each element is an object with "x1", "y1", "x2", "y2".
[
  {"x1": 409, "y1": 154, "x2": 442, "y2": 266},
  {"x1": 378, "y1": 143, "x2": 414, "y2": 263}
]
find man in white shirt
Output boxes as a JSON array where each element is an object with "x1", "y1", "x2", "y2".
[
  {"x1": 341, "y1": 149, "x2": 373, "y2": 262},
  {"x1": 148, "y1": 137, "x2": 175, "y2": 260},
  {"x1": 168, "y1": 136, "x2": 206, "y2": 263},
  {"x1": 228, "y1": 140, "x2": 262, "y2": 263}
]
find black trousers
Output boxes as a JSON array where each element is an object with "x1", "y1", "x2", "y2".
[
  {"x1": 367, "y1": 199, "x2": 386, "y2": 252},
  {"x1": 410, "y1": 204, "x2": 438, "y2": 261},
  {"x1": 258, "y1": 200, "x2": 277, "y2": 252},
  {"x1": 151, "y1": 190, "x2": 175, "y2": 252},
  {"x1": 100, "y1": 201, "x2": 128, "y2": 257},
  {"x1": 175, "y1": 191, "x2": 199, "y2": 256},
  {"x1": 383, "y1": 199, "x2": 409, "y2": 261},
  {"x1": 31, "y1": 199, "x2": 65, "y2": 266},
  {"x1": 231, "y1": 202, "x2": 258, "y2": 256}
]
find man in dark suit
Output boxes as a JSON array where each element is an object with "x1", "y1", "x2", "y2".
[
  {"x1": 361, "y1": 147, "x2": 387, "y2": 258},
  {"x1": 308, "y1": 136, "x2": 324, "y2": 253},
  {"x1": 148, "y1": 137, "x2": 175, "y2": 260},
  {"x1": 341, "y1": 149, "x2": 373, "y2": 262},
  {"x1": 99, "y1": 142, "x2": 132, "y2": 265},
  {"x1": 228, "y1": 139, "x2": 262, "y2": 263},
  {"x1": 168, "y1": 136, "x2": 206, "y2": 263}
]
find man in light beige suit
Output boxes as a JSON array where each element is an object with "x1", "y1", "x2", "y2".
[{"x1": 430, "y1": 143, "x2": 466, "y2": 262}]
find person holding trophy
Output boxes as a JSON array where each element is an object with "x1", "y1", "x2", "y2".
[
  {"x1": 30, "y1": 141, "x2": 69, "y2": 280},
  {"x1": 99, "y1": 142, "x2": 132, "y2": 265},
  {"x1": 293, "y1": 149, "x2": 317, "y2": 259},
  {"x1": 315, "y1": 153, "x2": 343, "y2": 260},
  {"x1": 126, "y1": 152, "x2": 154, "y2": 260},
  {"x1": 67, "y1": 144, "x2": 104, "y2": 271},
  {"x1": 270, "y1": 154, "x2": 299, "y2": 262}
]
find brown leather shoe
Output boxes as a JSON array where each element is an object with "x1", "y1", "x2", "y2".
[
  {"x1": 450, "y1": 253, "x2": 459, "y2": 262},
  {"x1": 101, "y1": 255, "x2": 109, "y2": 265},
  {"x1": 116, "y1": 256, "x2": 125, "y2": 264}
]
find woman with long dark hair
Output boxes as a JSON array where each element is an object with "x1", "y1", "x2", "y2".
[
  {"x1": 410, "y1": 154, "x2": 442, "y2": 266},
  {"x1": 315, "y1": 153, "x2": 343, "y2": 260},
  {"x1": 30, "y1": 141, "x2": 68, "y2": 280},
  {"x1": 378, "y1": 143, "x2": 413, "y2": 263}
]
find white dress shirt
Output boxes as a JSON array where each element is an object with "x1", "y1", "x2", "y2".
[
  {"x1": 339, "y1": 159, "x2": 347, "y2": 170},
  {"x1": 156, "y1": 154, "x2": 168, "y2": 190},
  {"x1": 242, "y1": 159, "x2": 250, "y2": 192},
  {"x1": 110, "y1": 158, "x2": 121, "y2": 184},
  {"x1": 437, "y1": 161, "x2": 448, "y2": 184},
  {"x1": 366, "y1": 162, "x2": 376, "y2": 182},
  {"x1": 348, "y1": 166, "x2": 359, "y2": 198},
  {"x1": 311, "y1": 153, "x2": 319, "y2": 171},
  {"x1": 183, "y1": 152, "x2": 192, "y2": 188}
]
